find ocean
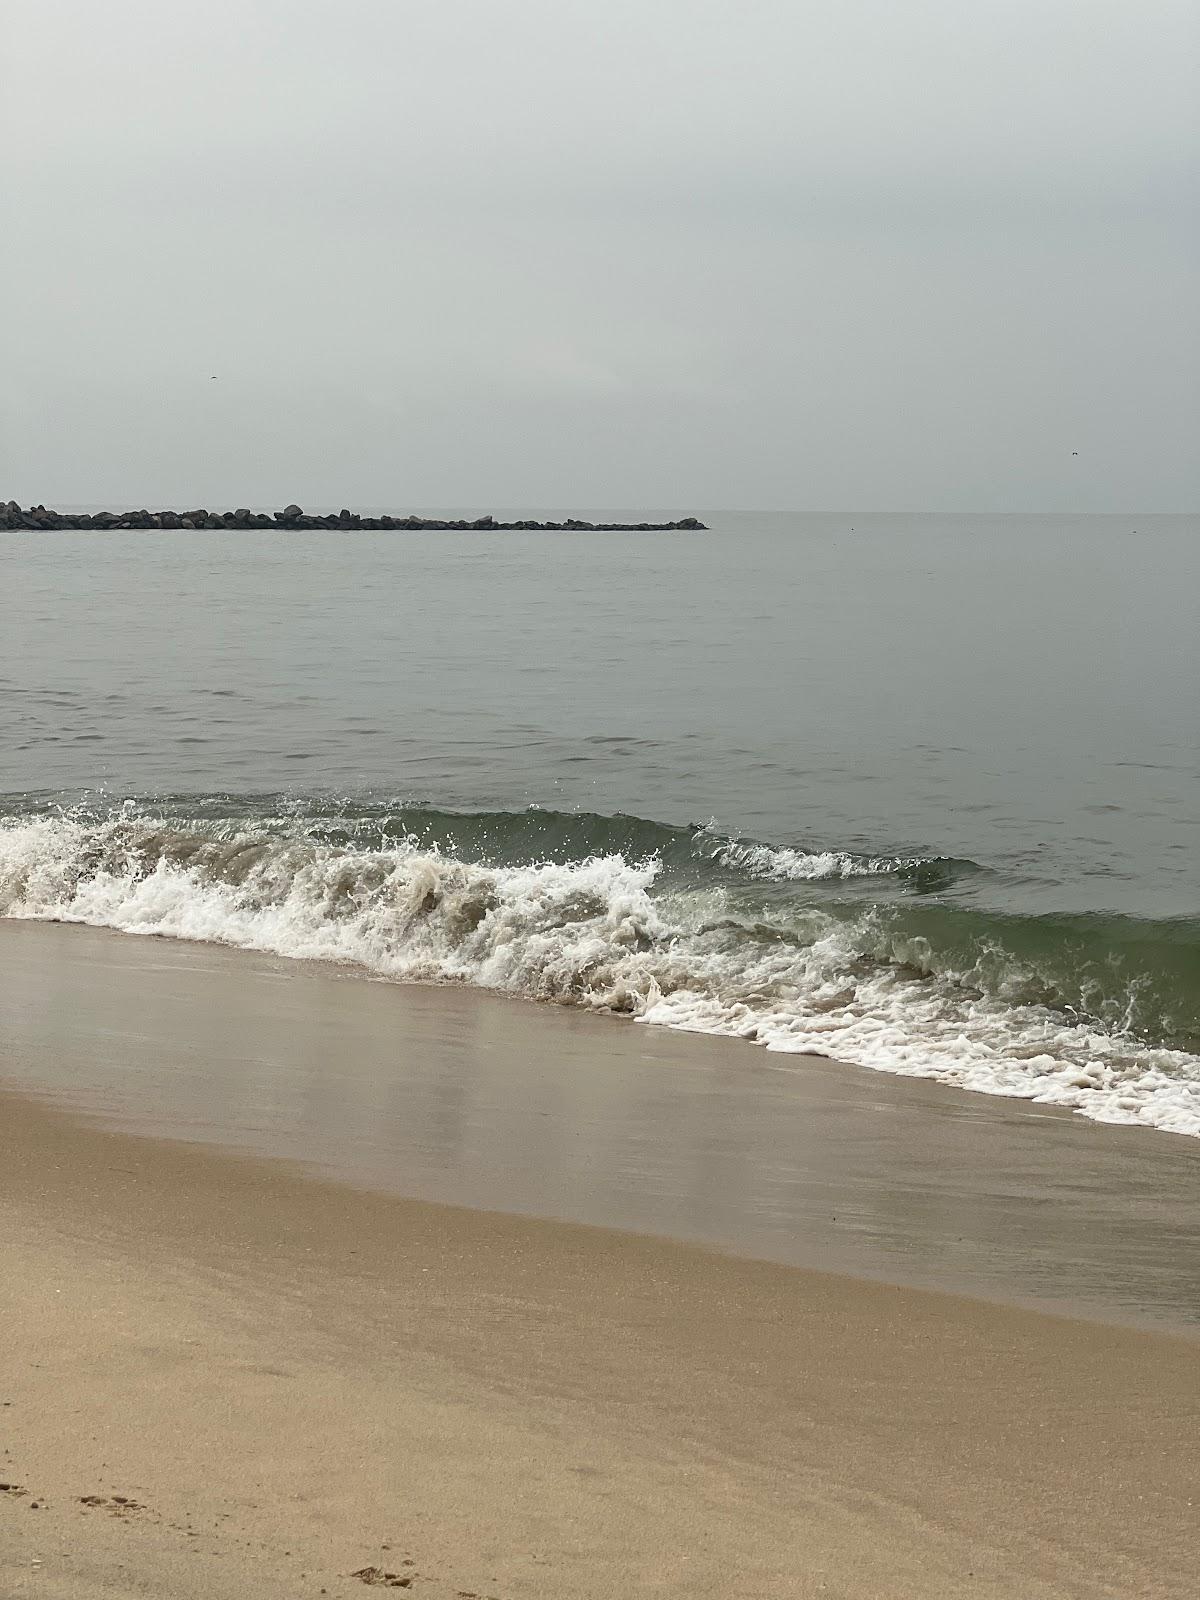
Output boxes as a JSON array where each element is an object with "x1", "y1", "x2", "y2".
[{"x1": 3, "y1": 511, "x2": 1198, "y2": 1137}]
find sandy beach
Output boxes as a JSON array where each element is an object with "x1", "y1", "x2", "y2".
[
  {"x1": 2, "y1": 925, "x2": 1198, "y2": 1599},
  {"x1": 3, "y1": 1088, "x2": 1199, "y2": 1600}
]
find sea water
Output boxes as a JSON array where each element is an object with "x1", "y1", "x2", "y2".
[{"x1": 2, "y1": 511, "x2": 1197, "y2": 1135}]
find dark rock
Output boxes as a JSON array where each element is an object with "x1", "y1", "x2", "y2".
[{"x1": 4, "y1": 501, "x2": 707, "y2": 533}]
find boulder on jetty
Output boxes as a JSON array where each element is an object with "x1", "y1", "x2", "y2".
[{"x1": 0, "y1": 502, "x2": 706, "y2": 533}]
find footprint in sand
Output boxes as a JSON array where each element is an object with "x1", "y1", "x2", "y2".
[
  {"x1": 1, "y1": 1484, "x2": 50, "y2": 1510},
  {"x1": 78, "y1": 1494, "x2": 149, "y2": 1518},
  {"x1": 350, "y1": 1565, "x2": 415, "y2": 1589}
]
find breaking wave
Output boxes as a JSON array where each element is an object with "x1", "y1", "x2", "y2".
[{"x1": 2, "y1": 800, "x2": 1199, "y2": 1138}]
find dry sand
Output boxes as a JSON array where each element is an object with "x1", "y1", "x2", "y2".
[{"x1": 2, "y1": 1085, "x2": 1198, "y2": 1600}]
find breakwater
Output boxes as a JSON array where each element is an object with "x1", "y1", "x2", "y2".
[{"x1": 0, "y1": 501, "x2": 705, "y2": 532}]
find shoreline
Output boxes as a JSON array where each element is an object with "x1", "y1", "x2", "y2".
[
  {"x1": 2, "y1": 917, "x2": 1199, "y2": 1333},
  {"x1": 3, "y1": 1087, "x2": 1199, "y2": 1599},
  {"x1": 3, "y1": 800, "x2": 1197, "y2": 1142}
]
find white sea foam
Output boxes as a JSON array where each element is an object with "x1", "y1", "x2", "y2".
[
  {"x1": 3, "y1": 813, "x2": 1199, "y2": 1138},
  {"x1": 708, "y1": 836, "x2": 917, "y2": 880}
]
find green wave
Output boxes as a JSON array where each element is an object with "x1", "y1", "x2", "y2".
[{"x1": 3, "y1": 791, "x2": 1197, "y2": 1053}]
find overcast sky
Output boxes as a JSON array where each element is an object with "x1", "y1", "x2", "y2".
[{"x1": 3, "y1": 0, "x2": 1197, "y2": 511}]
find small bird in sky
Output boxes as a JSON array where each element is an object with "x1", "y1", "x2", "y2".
[
  {"x1": 210, "y1": 374, "x2": 218, "y2": 380},
  {"x1": 1071, "y1": 450, "x2": 1078, "y2": 456}
]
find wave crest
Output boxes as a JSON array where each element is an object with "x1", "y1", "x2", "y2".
[{"x1": 3, "y1": 809, "x2": 1199, "y2": 1138}]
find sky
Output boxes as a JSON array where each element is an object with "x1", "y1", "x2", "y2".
[{"x1": 2, "y1": 0, "x2": 1197, "y2": 512}]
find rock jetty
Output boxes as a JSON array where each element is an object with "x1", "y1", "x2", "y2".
[{"x1": 0, "y1": 502, "x2": 705, "y2": 533}]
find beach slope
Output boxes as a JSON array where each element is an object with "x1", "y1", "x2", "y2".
[{"x1": 2, "y1": 1090, "x2": 1197, "y2": 1600}]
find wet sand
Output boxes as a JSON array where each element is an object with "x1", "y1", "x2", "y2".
[{"x1": 1, "y1": 919, "x2": 1198, "y2": 1331}]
